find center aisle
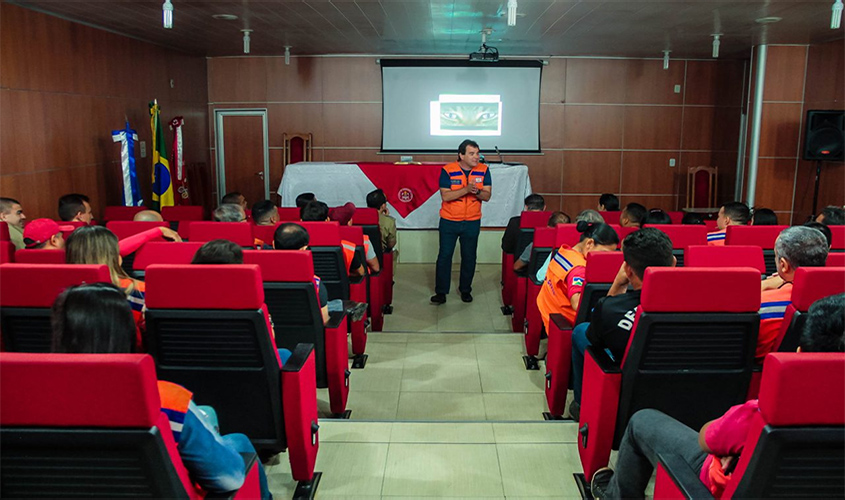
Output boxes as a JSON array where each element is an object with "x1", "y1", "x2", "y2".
[{"x1": 270, "y1": 263, "x2": 583, "y2": 499}]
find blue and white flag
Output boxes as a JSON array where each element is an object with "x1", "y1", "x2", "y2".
[{"x1": 112, "y1": 121, "x2": 143, "y2": 207}]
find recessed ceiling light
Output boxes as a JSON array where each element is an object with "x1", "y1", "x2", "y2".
[
  {"x1": 755, "y1": 16, "x2": 782, "y2": 24},
  {"x1": 212, "y1": 14, "x2": 238, "y2": 20}
]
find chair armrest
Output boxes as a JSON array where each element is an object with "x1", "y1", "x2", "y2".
[
  {"x1": 654, "y1": 453, "x2": 714, "y2": 500},
  {"x1": 585, "y1": 345, "x2": 621, "y2": 374},
  {"x1": 349, "y1": 274, "x2": 365, "y2": 285},
  {"x1": 325, "y1": 311, "x2": 347, "y2": 329},
  {"x1": 282, "y1": 343, "x2": 316, "y2": 372},
  {"x1": 550, "y1": 313, "x2": 572, "y2": 332},
  {"x1": 514, "y1": 268, "x2": 528, "y2": 278},
  {"x1": 205, "y1": 452, "x2": 259, "y2": 499}
]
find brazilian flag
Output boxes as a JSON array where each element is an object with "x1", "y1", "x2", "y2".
[{"x1": 149, "y1": 100, "x2": 174, "y2": 210}]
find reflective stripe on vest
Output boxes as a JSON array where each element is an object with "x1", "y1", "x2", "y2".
[
  {"x1": 158, "y1": 380, "x2": 193, "y2": 443},
  {"x1": 439, "y1": 161, "x2": 488, "y2": 222}
]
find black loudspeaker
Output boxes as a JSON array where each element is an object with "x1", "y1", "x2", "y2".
[{"x1": 803, "y1": 110, "x2": 844, "y2": 161}]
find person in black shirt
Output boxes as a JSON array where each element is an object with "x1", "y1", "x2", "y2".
[
  {"x1": 569, "y1": 228, "x2": 675, "y2": 420},
  {"x1": 501, "y1": 194, "x2": 545, "y2": 255}
]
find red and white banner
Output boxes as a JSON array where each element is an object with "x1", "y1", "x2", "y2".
[{"x1": 278, "y1": 162, "x2": 532, "y2": 229}]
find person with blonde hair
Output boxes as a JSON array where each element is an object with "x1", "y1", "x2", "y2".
[{"x1": 65, "y1": 225, "x2": 180, "y2": 337}]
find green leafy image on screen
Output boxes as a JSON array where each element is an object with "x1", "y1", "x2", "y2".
[{"x1": 439, "y1": 103, "x2": 499, "y2": 131}]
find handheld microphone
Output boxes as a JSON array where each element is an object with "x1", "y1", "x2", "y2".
[{"x1": 495, "y1": 146, "x2": 504, "y2": 163}]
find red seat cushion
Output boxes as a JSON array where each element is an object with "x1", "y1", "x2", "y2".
[
  {"x1": 0, "y1": 264, "x2": 110, "y2": 307},
  {"x1": 0, "y1": 353, "x2": 161, "y2": 427},
  {"x1": 759, "y1": 353, "x2": 845, "y2": 426},
  {"x1": 145, "y1": 264, "x2": 264, "y2": 309},
  {"x1": 790, "y1": 267, "x2": 845, "y2": 311},
  {"x1": 640, "y1": 267, "x2": 761, "y2": 312}
]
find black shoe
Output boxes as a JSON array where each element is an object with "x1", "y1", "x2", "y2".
[
  {"x1": 461, "y1": 292, "x2": 473, "y2": 303},
  {"x1": 430, "y1": 293, "x2": 446, "y2": 304},
  {"x1": 568, "y1": 401, "x2": 580, "y2": 421},
  {"x1": 590, "y1": 467, "x2": 614, "y2": 500},
  {"x1": 344, "y1": 301, "x2": 368, "y2": 322}
]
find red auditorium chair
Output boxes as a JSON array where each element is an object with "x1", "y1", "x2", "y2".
[
  {"x1": 187, "y1": 221, "x2": 254, "y2": 247},
  {"x1": 828, "y1": 252, "x2": 845, "y2": 266},
  {"x1": 58, "y1": 220, "x2": 87, "y2": 240},
  {"x1": 243, "y1": 250, "x2": 352, "y2": 417},
  {"x1": 339, "y1": 225, "x2": 372, "y2": 367},
  {"x1": 654, "y1": 353, "x2": 845, "y2": 500},
  {"x1": 685, "y1": 245, "x2": 767, "y2": 274},
  {"x1": 13, "y1": 249, "x2": 65, "y2": 264},
  {"x1": 775, "y1": 267, "x2": 845, "y2": 354},
  {"x1": 512, "y1": 226, "x2": 553, "y2": 336},
  {"x1": 0, "y1": 353, "x2": 266, "y2": 499},
  {"x1": 353, "y1": 207, "x2": 393, "y2": 324},
  {"x1": 725, "y1": 225, "x2": 789, "y2": 275},
  {"x1": 106, "y1": 220, "x2": 168, "y2": 239},
  {"x1": 0, "y1": 221, "x2": 10, "y2": 241},
  {"x1": 543, "y1": 251, "x2": 624, "y2": 417},
  {"x1": 613, "y1": 224, "x2": 639, "y2": 242},
  {"x1": 103, "y1": 205, "x2": 147, "y2": 222},
  {"x1": 0, "y1": 264, "x2": 110, "y2": 352},
  {"x1": 667, "y1": 211, "x2": 685, "y2": 224},
  {"x1": 644, "y1": 224, "x2": 708, "y2": 266},
  {"x1": 143, "y1": 264, "x2": 324, "y2": 488},
  {"x1": 704, "y1": 219, "x2": 718, "y2": 231},
  {"x1": 278, "y1": 207, "x2": 301, "y2": 222},
  {"x1": 503, "y1": 211, "x2": 552, "y2": 313},
  {"x1": 598, "y1": 211, "x2": 621, "y2": 225},
  {"x1": 132, "y1": 241, "x2": 204, "y2": 279},
  {"x1": 0, "y1": 241, "x2": 15, "y2": 264},
  {"x1": 522, "y1": 224, "x2": 582, "y2": 365},
  {"x1": 161, "y1": 205, "x2": 204, "y2": 238},
  {"x1": 574, "y1": 267, "x2": 762, "y2": 491},
  {"x1": 828, "y1": 225, "x2": 844, "y2": 251}
]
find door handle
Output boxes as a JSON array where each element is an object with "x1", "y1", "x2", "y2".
[{"x1": 255, "y1": 171, "x2": 265, "y2": 179}]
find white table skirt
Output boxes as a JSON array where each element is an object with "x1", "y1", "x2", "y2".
[{"x1": 278, "y1": 162, "x2": 533, "y2": 229}]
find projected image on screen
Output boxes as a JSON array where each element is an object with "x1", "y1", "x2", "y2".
[{"x1": 430, "y1": 95, "x2": 502, "y2": 136}]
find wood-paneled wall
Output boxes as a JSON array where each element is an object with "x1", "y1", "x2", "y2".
[
  {"x1": 208, "y1": 56, "x2": 746, "y2": 215},
  {"x1": 0, "y1": 4, "x2": 210, "y2": 220},
  {"x1": 746, "y1": 42, "x2": 844, "y2": 224}
]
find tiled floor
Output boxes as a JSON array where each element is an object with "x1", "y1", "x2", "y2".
[{"x1": 273, "y1": 263, "x2": 587, "y2": 499}]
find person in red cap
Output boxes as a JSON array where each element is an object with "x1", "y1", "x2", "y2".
[
  {"x1": 330, "y1": 202, "x2": 380, "y2": 273},
  {"x1": 23, "y1": 219, "x2": 74, "y2": 250}
]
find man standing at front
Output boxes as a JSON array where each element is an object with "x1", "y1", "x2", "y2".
[{"x1": 431, "y1": 139, "x2": 492, "y2": 304}]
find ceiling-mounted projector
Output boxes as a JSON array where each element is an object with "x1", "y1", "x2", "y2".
[{"x1": 469, "y1": 43, "x2": 499, "y2": 62}]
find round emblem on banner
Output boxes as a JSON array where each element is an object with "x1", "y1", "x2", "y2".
[{"x1": 398, "y1": 188, "x2": 413, "y2": 203}]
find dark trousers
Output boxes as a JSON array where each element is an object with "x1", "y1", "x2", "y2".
[
  {"x1": 435, "y1": 218, "x2": 481, "y2": 295},
  {"x1": 605, "y1": 409, "x2": 708, "y2": 499}
]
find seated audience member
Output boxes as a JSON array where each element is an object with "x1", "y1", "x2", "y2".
[
  {"x1": 568, "y1": 228, "x2": 675, "y2": 420},
  {"x1": 502, "y1": 194, "x2": 546, "y2": 255},
  {"x1": 301, "y1": 200, "x2": 365, "y2": 277},
  {"x1": 251, "y1": 200, "x2": 279, "y2": 227},
  {"x1": 65, "y1": 225, "x2": 181, "y2": 334},
  {"x1": 366, "y1": 189, "x2": 397, "y2": 251},
  {"x1": 192, "y1": 239, "x2": 244, "y2": 265},
  {"x1": 295, "y1": 192, "x2": 316, "y2": 208},
  {"x1": 619, "y1": 203, "x2": 647, "y2": 228},
  {"x1": 598, "y1": 193, "x2": 620, "y2": 212},
  {"x1": 273, "y1": 223, "x2": 366, "y2": 323},
  {"x1": 643, "y1": 209, "x2": 672, "y2": 225},
  {"x1": 816, "y1": 205, "x2": 845, "y2": 226},
  {"x1": 514, "y1": 211, "x2": 570, "y2": 272},
  {"x1": 756, "y1": 226, "x2": 828, "y2": 358},
  {"x1": 589, "y1": 292, "x2": 845, "y2": 500},
  {"x1": 330, "y1": 202, "x2": 379, "y2": 273},
  {"x1": 23, "y1": 219, "x2": 73, "y2": 250},
  {"x1": 0, "y1": 197, "x2": 27, "y2": 250},
  {"x1": 133, "y1": 210, "x2": 164, "y2": 222},
  {"x1": 751, "y1": 207, "x2": 778, "y2": 225},
  {"x1": 707, "y1": 201, "x2": 750, "y2": 246},
  {"x1": 804, "y1": 221, "x2": 832, "y2": 248},
  {"x1": 221, "y1": 192, "x2": 248, "y2": 212},
  {"x1": 681, "y1": 212, "x2": 705, "y2": 225},
  {"x1": 536, "y1": 222, "x2": 620, "y2": 333},
  {"x1": 58, "y1": 193, "x2": 93, "y2": 224},
  {"x1": 535, "y1": 210, "x2": 604, "y2": 281},
  {"x1": 212, "y1": 203, "x2": 247, "y2": 223},
  {"x1": 50, "y1": 283, "x2": 273, "y2": 500}
]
